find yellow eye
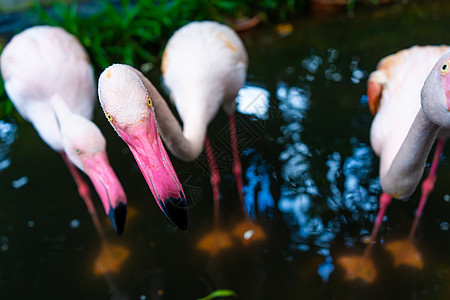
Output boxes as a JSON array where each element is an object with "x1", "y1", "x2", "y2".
[
  {"x1": 441, "y1": 61, "x2": 449, "y2": 75},
  {"x1": 147, "y1": 95, "x2": 152, "y2": 107},
  {"x1": 105, "y1": 112, "x2": 114, "y2": 123}
]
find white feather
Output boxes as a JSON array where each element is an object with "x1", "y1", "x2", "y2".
[
  {"x1": 162, "y1": 21, "x2": 248, "y2": 142},
  {"x1": 1, "y1": 25, "x2": 96, "y2": 152},
  {"x1": 370, "y1": 45, "x2": 450, "y2": 178}
]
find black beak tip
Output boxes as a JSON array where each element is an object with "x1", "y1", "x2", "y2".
[
  {"x1": 108, "y1": 202, "x2": 127, "y2": 235},
  {"x1": 162, "y1": 195, "x2": 188, "y2": 231}
]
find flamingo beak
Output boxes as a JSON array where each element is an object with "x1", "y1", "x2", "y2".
[
  {"x1": 82, "y1": 151, "x2": 127, "y2": 235},
  {"x1": 117, "y1": 118, "x2": 188, "y2": 231}
]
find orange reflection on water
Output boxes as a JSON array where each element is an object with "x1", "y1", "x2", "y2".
[
  {"x1": 337, "y1": 255, "x2": 376, "y2": 284},
  {"x1": 232, "y1": 220, "x2": 266, "y2": 246},
  {"x1": 386, "y1": 239, "x2": 423, "y2": 269},
  {"x1": 276, "y1": 23, "x2": 293, "y2": 37},
  {"x1": 94, "y1": 244, "x2": 130, "y2": 275},
  {"x1": 197, "y1": 230, "x2": 233, "y2": 257}
]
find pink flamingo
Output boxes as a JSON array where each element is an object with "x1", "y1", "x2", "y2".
[
  {"x1": 338, "y1": 46, "x2": 450, "y2": 282},
  {"x1": 98, "y1": 65, "x2": 188, "y2": 230},
  {"x1": 161, "y1": 21, "x2": 248, "y2": 225},
  {"x1": 1, "y1": 26, "x2": 127, "y2": 234},
  {"x1": 98, "y1": 21, "x2": 260, "y2": 248}
]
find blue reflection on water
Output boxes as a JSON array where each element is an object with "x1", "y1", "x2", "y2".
[
  {"x1": 243, "y1": 149, "x2": 275, "y2": 219},
  {"x1": 317, "y1": 248, "x2": 334, "y2": 283},
  {"x1": 327, "y1": 141, "x2": 378, "y2": 216},
  {"x1": 0, "y1": 118, "x2": 18, "y2": 171},
  {"x1": 236, "y1": 85, "x2": 271, "y2": 120},
  {"x1": 273, "y1": 69, "x2": 379, "y2": 281},
  {"x1": 276, "y1": 80, "x2": 325, "y2": 250},
  {"x1": 342, "y1": 141, "x2": 377, "y2": 213}
]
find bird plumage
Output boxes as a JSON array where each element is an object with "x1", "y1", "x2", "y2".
[
  {"x1": 339, "y1": 47, "x2": 450, "y2": 282},
  {"x1": 1, "y1": 25, "x2": 95, "y2": 151},
  {"x1": 98, "y1": 64, "x2": 188, "y2": 231},
  {"x1": 1, "y1": 25, "x2": 127, "y2": 234},
  {"x1": 162, "y1": 21, "x2": 248, "y2": 157},
  {"x1": 369, "y1": 45, "x2": 450, "y2": 182}
]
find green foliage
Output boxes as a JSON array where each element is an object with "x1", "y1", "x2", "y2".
[
  {"x1": 260, "y1": 0, "x2": 306, "y2": 21},
  {"x1": 348, "y1": 0, "x2": 381, "y2": 11},
  {"x1": 35, "y1": 0, "x2": 160, "y2": 69},
  {"x1": 0, "y1": 96, "x2": 14, "y2": 120},
  {"x1": 0, "y1": 39, "x2": 12, "y2": 119},
  {"x1": 33, "y1": 0, "x2": 308, "y2": 72},
  {"x1": 197, "y1": 289, "x2": 237, "y2": 300}
]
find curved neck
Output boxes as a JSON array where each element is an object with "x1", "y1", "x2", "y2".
[
  {"x1": 381, "y1": 108, "x2": 439, "y2": 198},
  {"x1": 133, "y1": 68, "x2": 205, "y2": 162}
]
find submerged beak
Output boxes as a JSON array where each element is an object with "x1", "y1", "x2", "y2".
[
  {"x1": 82, "y1": 152, "x2": 127, "y2": 235},
  {"x1": 117, "y1": 119, "x2": 188, "y2": 231}
]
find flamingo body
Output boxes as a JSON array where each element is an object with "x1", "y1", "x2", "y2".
[
  {"x1": 162, "y1": 21, "x2": 248, "y2": 157},
  {"x1": 339, "y1": 48, "x2": 450, "y2": 281},
  {"x1": 370, "y1": 46, "x2": 450, "y2": 184},
  {"x1": 1, "y1": 26, "x2": 95, "y2": 151},
  {"x1": 1, "y1": 26, "x2": 127, "y2": 234}
]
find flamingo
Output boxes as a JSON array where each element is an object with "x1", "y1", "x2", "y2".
[
  {"x1": 338, "y1": 46, "x2": 450, "y2": 282},
  {"x1": 98, "y1": 21, "x2": 264, "y2": 252},
  {"x1": 97, "y1": 64, "x2": 188, "y2": 230},
  {"x1": 0, "y1": 26, "x2": 127, "y2": 234},
  {"x1": 161, "y1": 21, "x2": 249, "y2": 236}
]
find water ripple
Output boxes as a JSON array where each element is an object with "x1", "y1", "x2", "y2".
[{"x1": 0, "y1": 118, "x2": 18, "y2": 172}]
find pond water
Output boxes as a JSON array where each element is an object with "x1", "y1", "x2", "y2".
[{"x1": 1, "y1": 1, "x2": 450, "y2": 299}]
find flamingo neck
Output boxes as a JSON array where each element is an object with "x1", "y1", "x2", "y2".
[
  {"x1": 182, "y1": 117, "x2": 207, "y2": 158},
  {"x1": 380, "y1": 108, "x2": 439, "y2": 198},
  {"x1": 50, "y1": 94, "x2": 71, "y2": 122},
  {"x1": 125, "y1": 66, "x2": 211, "y2": 162}
]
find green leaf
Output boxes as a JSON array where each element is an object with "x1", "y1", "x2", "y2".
[{"x1": 197, "y1": 289, "x2": 237, "y2": 300}]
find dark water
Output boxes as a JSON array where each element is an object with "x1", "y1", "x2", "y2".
[{"x1": 1, "y1": 1, "x2": 450, "y2": 299}]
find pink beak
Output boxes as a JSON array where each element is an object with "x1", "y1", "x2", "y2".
[
  {"x1": 82, "y1": 151, "x2": 127, "y2": 234},
  {"x1": 116, "y1": 115, "x2": 188, "y2": 230}
]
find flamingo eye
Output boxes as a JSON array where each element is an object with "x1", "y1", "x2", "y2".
[
  {"x1": 441, "y1": 61, "x2": 449, "y2": 75},
  {"x1": 147, "y1": 95, "x2": 152, "y2": 107},
  {"x1": 105, "y1": 112, "x2": 114, "y2": 123},
  {"x1": 75, "y1": 149, "x2": 82, "y2": 155}
]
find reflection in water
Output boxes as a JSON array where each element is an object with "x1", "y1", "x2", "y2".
[
  {"x1": 317, "y1": 248, "x2": 334, "y2": 283},
  {"x1": 349, "y1": 56, "x2": 366, "y2": 84},
  {"x1": 325, "y1": 141, "x2": 378, "y2": 246},
  {"x1": 11, "y1": 176, "x2": 28, "y2": 189},
  {"x1": 236, "y1": 84, "x2": 275, "y2": 245},
  {"x1": 277, "y1": 81, "x2": 319, "y2": 247},
  {"x1": 276, "y1": 80, "x2": 339, "y2": 281},
  {"x1": 275, "y1": 73, "x2": 378, "y2": 281},
  {"x1": 236, "y1": 85, "x2": 270, "y2": 120},
  {"x1": 0, "y1": 118, "x2": 17, "y2": 171},
  {"x1": 300, "y1": 48, "x2": 348, "y2": 83},
  {"x1": 243, "y1": 149, "x2": 275, "y2": 219},
  {"x1": 328, "y1": 140, "x2": 378, "y2": 220},
  {"x1": 341, "y1": 142, "x2": 377, "y2": 215},
  {"x1": 0, "y1": 235, "x2": 8, "y2": 253}
]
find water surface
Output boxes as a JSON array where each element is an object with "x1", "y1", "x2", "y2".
[{"x1": 1, "y1": 1, "x2": 450, "y2": 299}]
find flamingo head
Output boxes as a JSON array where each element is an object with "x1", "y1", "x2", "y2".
[
  {"x1": 98, "y1": 64, "x2": 188, "y2": 231},
  {"x1": 51, "y1": 95, "x2": 127, "y2": 235},
  {"x1": 422, "y1": 52, "x2": 450, "y2": 128}
]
